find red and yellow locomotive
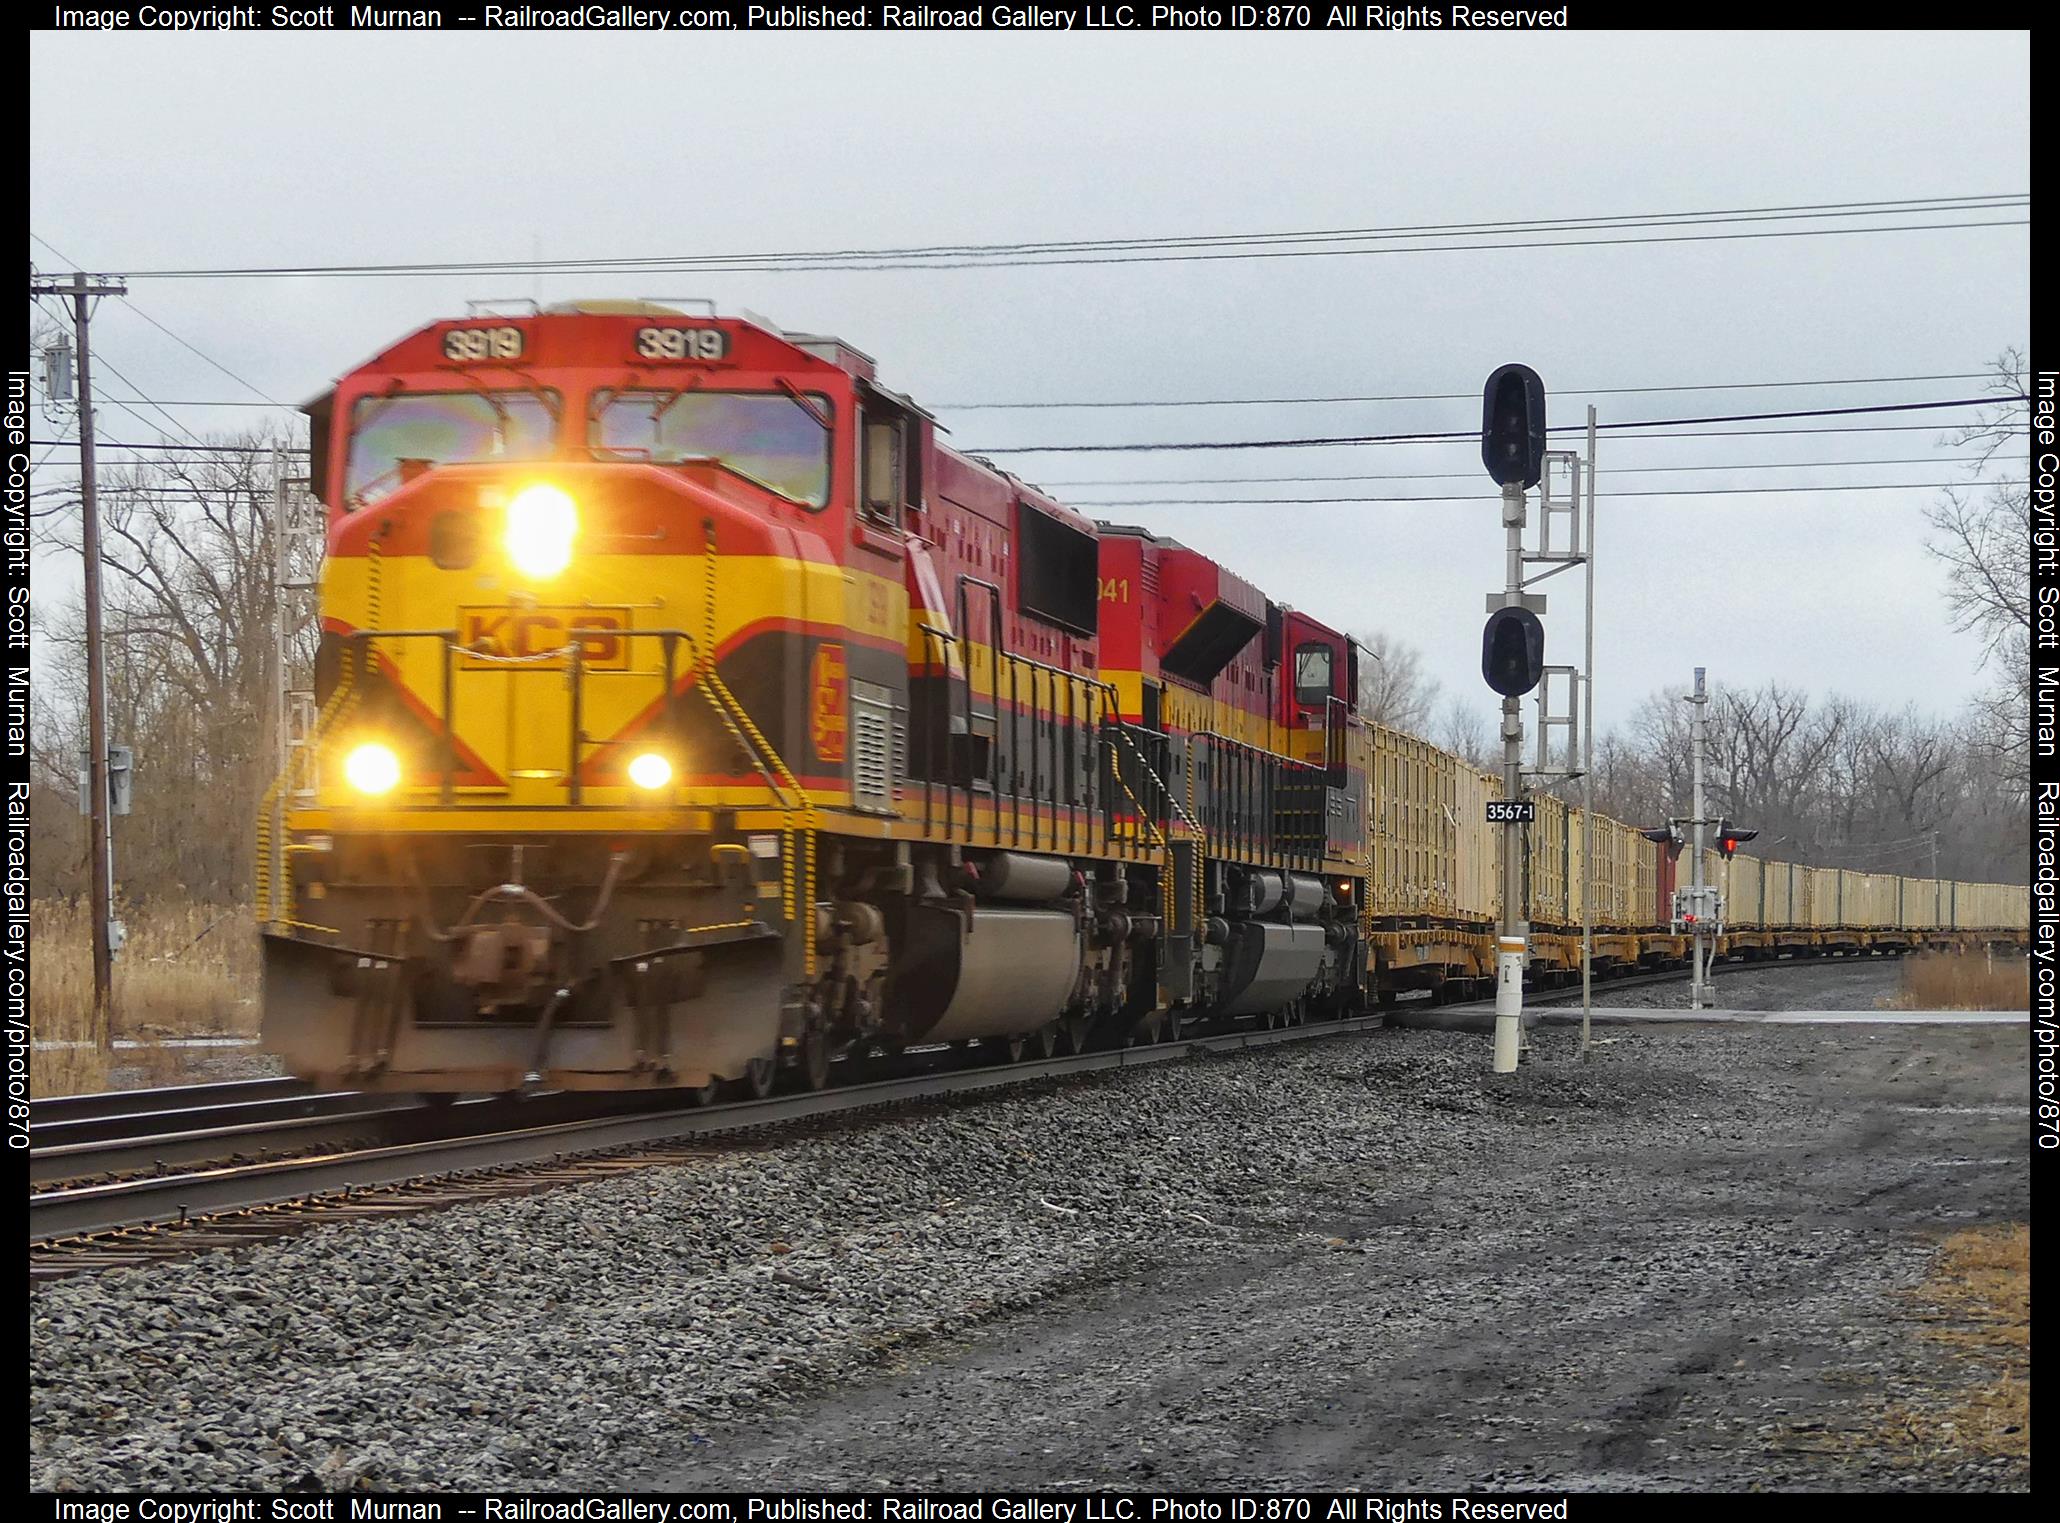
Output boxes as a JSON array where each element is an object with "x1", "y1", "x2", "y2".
[{"x1": 259, "y1": 304, "x2": 1370, "y2": 1093}]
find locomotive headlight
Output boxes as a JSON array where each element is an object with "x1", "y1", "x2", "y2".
[
  {"x1": 504, "y1": 483, "x2": 578, "y2": 580},
  {"x1": 627, "y1": 752, "x2": 673, "y2": 791},
  {"x1": 344, "y1": 742, "x2": 402, "y2": 797}
]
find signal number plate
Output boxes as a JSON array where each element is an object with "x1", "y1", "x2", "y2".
[
  {"x1": 636, "y1": 326, "x2": 729, "y2": 362},
  {"x1": 443, "y1": 326, "x2": 525, "y2": 362},
  {"x1": 1486, "y1": 801, "x2": 1536, "y2": 823}
]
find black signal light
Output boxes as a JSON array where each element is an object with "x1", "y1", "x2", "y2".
[
  {"x1": 1481, "y1": 605, "x2": 1545, "y2": 697},
  {"x1": 1481, "y1": 363, "x2": 1547, "y2": 489},
  {"x1": 1716, "y1": 819, "x2": 1759, "y2": 858}
]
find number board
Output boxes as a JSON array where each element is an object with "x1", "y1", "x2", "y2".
[
  {"x1": 1485, "y1": 800, "x2": 1537, "y2": 824},
  {"x1": 635, "y1": 326, "x2": 730, "y2": 362},
  {"x1": 442, "y1": 326, "x2": 524, "y2": 363}
]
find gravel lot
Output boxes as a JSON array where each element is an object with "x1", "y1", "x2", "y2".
[
  {"x1": 1587, "y1": 955, "x2": 1905, "y2": 1011},
  {"x1": 30, "y1": 1009, "x2": 2028, "y2": 1493}
]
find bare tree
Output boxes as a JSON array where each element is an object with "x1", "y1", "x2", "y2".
[
  {"x1": 1925, "y1": 348, "x2": 2032, "y2": 785},
  {"x1": 1353, "y1": 629, "x2": 1442, "y2": 737},
  {"x1": 32, "y1": 430, "x2": 315, "y2": 905},
  {"x1": 1432, "y1": 697, "x2": 1496, "y2": 770},
  {"x1": 1591, "y1": 678, "x2": 2023, "y2": 883}
]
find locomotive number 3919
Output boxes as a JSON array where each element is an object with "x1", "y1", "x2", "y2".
[
  {"x1": 635, "y1": 326, "x2": 729, "y2": 362},
  {"x1": 442, "y1": 326, "x2": 524, "y2": 362}
]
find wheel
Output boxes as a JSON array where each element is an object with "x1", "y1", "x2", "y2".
[
  {"x1": 1163, "y1": 1008, "x2": 1186, "y2": 1044},
  {"x1": 993, "y1": 1033, "x2": 1027, "y2": 1064},
  {"x1": 1033, "y1": 1022, "x2": 1059, "y2": 1059},
  {"x1": 687, "y1": 1077, "x2": 721, "y2": 1107},
  {"x1": 737, "y1": 1055, "x2": 776, "y2": 1100},
  {"x1": 1062, "y1": 1013, "x2": 1093, "y2": 1054},
  {"x1": 799, "y1": 1026, "x2": 831, "y2": 1092}
]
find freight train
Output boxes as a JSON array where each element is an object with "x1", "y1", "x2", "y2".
[{"x1": 255, "y1": 305, "x2": 2030, "y2": 1094}]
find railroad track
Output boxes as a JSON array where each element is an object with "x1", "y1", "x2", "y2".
[
  {"x1": 29, "y1": 1015, "x2": 1385, "y2": 1279},
  {"x1": 28, "y1": 1081, "x2": 713, "y2": 1190},
  {"x1": 30, "y1": 1075, "x2": 313, "y2": 1127},
  {"x1": 29, "y1": 950, "x2": 1899, "y2": 1280}
]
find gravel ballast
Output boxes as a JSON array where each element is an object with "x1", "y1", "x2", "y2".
[{"x1": 30, "y1": 1017, "x2": 2029, "y2": 1492}]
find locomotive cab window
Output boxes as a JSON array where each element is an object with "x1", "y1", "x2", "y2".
[
  {"x1": 858, "y1": 387, "x2": 924, "y2": 531},
  {"x1": 1293, "y1": 642, "x2": 1334, "y2": 709},
  {"x1": 860, "y1": 412, "x2": 908, "y2": 529},
  {"x1": 591, "y1": 389, "x2": 834, "y2": 508},
  {"x1": 345, "y1": 390, "x2": 560, "y2": 508}
]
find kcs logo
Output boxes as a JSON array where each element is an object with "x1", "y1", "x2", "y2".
[
  {"x1": 812, "y1": 643, "x2": 848, "y2": 763},
  {"x1": 459, "y1": 607, "x2": 631, "y2": 669}
]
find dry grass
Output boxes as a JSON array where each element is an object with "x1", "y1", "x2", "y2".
[
  {"x1": 1777, "y1": 1223, "x2": 2030, "y2": 1474},
  {"x1": 29, "y1": 1043, "x2": 110, "y2": 1101},
  {"x1": 1881, "y1": 1224, "x2": 2031, "y2": 1460},
  {"x1": 1884, "y1": 951, "x2": 2030, "y2": 1012},
  {"x1": 30, "y1": 899, "x2": 260, "y2": 1096}
]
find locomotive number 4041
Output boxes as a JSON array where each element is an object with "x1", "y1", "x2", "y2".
[
  {"x1": 636, "y1": 326, "x2": 729, "y2": 361},
  {"x1": 1486, "y1": 800, "x2": 1537, "y2": 823}
]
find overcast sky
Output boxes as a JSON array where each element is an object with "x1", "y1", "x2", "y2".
[{"x1": 26, "y1": 28, "x2": 2031, "y2": 736}]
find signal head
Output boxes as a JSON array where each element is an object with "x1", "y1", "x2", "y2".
[
  {"x1": 1481, "y1": 605, "x2": 1546, "y2": 697},
  {"x1": 1481, "y1": 363, "x2": 1547, "y2": 489}
]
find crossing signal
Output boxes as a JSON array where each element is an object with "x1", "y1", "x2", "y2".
[
  {"x1": 1716, "y1": 819, "x2": 1758, "y2": 858},
  {"x1": 1481, "y1": 605, "x2": 1545, "y2": 697},
  {"x1": 1640, "y1": 825, "x2": 1684, "y2": 858},
  {"x1": 1481, "y1": 363, "x2": 1547, "y2": 489}
]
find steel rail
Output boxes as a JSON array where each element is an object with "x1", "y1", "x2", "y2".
[
  {"x1": 27, "y1": 1085, "x2": 711, "y2": 1190},
  {"x1": 30, "y1": 1076, "x2": 312, "y2": 1126},
  {"x1": 29, "y1": 1016, "x2": 1386, "y2": 1245},
  {"x1": 31, "y1": 1089, "x2": 410, "y2": 1154}
]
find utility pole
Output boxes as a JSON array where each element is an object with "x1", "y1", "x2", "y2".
[
  {"x1": 1686, "y1": 668, "x2": 1710, "y2": 1010},
  {"x1": 32, "y1": 270, "x2": 128, "y2": 1050}
]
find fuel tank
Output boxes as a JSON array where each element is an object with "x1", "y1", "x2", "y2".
[
  {"x1": 884, "y1": 902, "x2": 1086, "y2": 1043},
  {"x1": 1215, "y1": 922, "x2": 1327, "y2": 1016}
]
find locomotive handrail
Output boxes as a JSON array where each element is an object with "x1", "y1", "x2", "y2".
[
  {"x1": 955, "y1": 575, "x2": 1007, "y2": 843},
  {"x1": 916, "y1": 620, "x2": 1148, "y2": 860},
  {"x1": 327, "y1": 624, "x2": 802, "y2": 816}
]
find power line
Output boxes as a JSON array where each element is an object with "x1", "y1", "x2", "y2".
[
  {"x1": 40, "y1": 419, "x2": 2030, "y2": 466},
  {"x1": 1043, "y1": 455, "x2": 2002, "y2": 490},
  {"x1": 31, "y1": 440, "x2": 300, "y2": 454},
  {"x1": 33, "y1": 288, "x2": 216, "y2": 452},
  {"x1": 98, "y1": 398, "x2": 293, "y2": 409},
  {"x1": 103, "y1": 368, "x2": 2003, "y2": 416},
  {"x1": 937, "y1": 370, "x2": 1998, "y2": 411},
  {"x1": 112, "y1": 193, "x2": 2026, "y2": 279},
  {"x1": 1070, "y1": 481, "x2": 2027, "y2": 507},
  {"x1": 968, "y1": 394, "x2": 2024, "y2": 456},
  {"x1": 31, "y1": 232, "x2": 287, "y2": 408}
]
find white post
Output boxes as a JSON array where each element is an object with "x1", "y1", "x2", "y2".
[
  {"x1": 1688, "y1": 668, "x2": 1709, "y2": 1010},
  {"x1": 1495, "y1": 481, "x2": 1527, "y2": 1073},
  {"x1": 1581, "y1": 407, "x2": 1597, "y2": 1053}
]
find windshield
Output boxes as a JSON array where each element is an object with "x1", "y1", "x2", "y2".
[
  {"x1": 591, "y1": 389, "x2": 834, "y2": 508},
  {"x1": 346, "y1": 391, "x2": 558, "y2": 505},
  {"x1": 1294, "y1": 643, "x2": 1333, "y2": 707}
]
